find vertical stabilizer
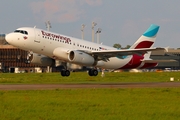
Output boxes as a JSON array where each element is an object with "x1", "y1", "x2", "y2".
[{"x1": 130, "y1": 24, "x2": 160, "y2": 49}]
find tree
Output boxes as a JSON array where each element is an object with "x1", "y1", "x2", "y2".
[
  {"x1": 124, "y1": 45, "x2": 131, "y2": 49},
  {"x1": 113, "y1": 44, "x2": 131, "y2": 49},
  {"x1": 113, "y1": 44, "x2": 121, "y2": 49}
]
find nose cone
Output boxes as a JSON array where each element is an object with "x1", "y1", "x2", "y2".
[
  {"x1": 5, "y1": 33, "x2": 16, "y2": 45},
  {"x1": 5, "y1": 33, "x2": 12, "y2": 44}
]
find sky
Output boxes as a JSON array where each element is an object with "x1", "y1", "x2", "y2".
[{"x1": 0, "y1": 0, "x2": 180, "y2": 48}]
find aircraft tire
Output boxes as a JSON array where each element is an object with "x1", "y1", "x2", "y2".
[
  {"x1": 61, "y1": 70, "x2": 70, "y2": 77},
  {"x1": 92, "y1": 69, "x2": 98, "y2": 76},
  {"x1": 88, "y1": 69, "x2": 98, "y2": 76},
  {"x1": 88, "y1": 69, "x2": 93, "y2": 76},
  {"x1": 64, "y1": 70, "x2": 70, "y2": 76}
]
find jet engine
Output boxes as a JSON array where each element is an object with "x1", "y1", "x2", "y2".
[
  {"x1": 53, "y1": 48, "x2": 105, "y2": 67},
  {"x1": 68, "y1": 50, "x2": 95, "y2": 66},
  {"x1": 26, "y1": 53, "x2": 55, "y2": 66}
]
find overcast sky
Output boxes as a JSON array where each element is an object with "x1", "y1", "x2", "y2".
[{"x1": 1, "y1": 0, "x2": 180, "y2": 48}]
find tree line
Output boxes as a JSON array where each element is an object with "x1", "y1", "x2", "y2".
[{"x1": 113, "y1": 43, "x2": 131, "y2": 49}]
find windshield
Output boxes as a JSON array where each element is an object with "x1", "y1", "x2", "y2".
[{"x1": 14, "y1": 30, "x2": 28, "y2": 35}]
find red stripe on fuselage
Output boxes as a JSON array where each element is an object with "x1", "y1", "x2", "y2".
[
  {"x1": 119, "y1": 41, "x2": 154, "y2": 69},
  {"x1": 120, "y1": 54, "x2": 144, "y2": 69}
]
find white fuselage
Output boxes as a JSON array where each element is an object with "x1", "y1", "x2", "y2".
[{"x1": 6, "y1": 27, "x2": 146, "y2": 69}]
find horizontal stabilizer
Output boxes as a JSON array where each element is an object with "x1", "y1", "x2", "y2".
[{"x1": 142, "y1": 59, "x2": 177, "y2": 63}]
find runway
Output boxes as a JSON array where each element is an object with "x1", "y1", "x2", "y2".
[{"x1": 0, "y1": 82, "x2": 180, "y2": 90}]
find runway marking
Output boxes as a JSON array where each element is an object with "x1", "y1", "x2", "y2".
[{"x1": 0, "y1": 82, "x2": 180, "y2": 90}]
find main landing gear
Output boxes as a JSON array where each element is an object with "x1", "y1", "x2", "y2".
[
  {"x1": 61, "y1": 69, "x2": 70, "y2": 77},
  {"x1": 60, "y1": 62, "x2": 98, "y2": 77},
  {"x1": 88, "y1": 69, "x2": 98, "y2": 76},
  {"x1": 61, "y1": 69, "x2": 98, "y2": 77},
  {"x1": 60, "y1": 62, "x2": 70, "y2": 77}
]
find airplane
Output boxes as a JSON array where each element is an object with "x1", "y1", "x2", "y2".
[{"x1": 5, "y1": 24, "x2": 165, "y2": 77}]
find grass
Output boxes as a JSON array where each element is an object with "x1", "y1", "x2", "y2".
[
  {"x1": 0, "y1": 88, "x2": 180, "y2": 120},
  {"x1": 0, "y1": 72, "x2": 180, "y2": 84},
  {"x1": 0, "y1": 72, "x2": 180, "y2": 120}
]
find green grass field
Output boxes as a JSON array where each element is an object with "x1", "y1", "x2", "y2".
[
  {"x1": 0, "y1": 72, "x2": 180, "y2": 120},
  {"x1": 0, "y1": 72, "x2": 180, "y2": 84},
  {"x1": 0, "y1": 88, "x2": 180, "y2": 120}
]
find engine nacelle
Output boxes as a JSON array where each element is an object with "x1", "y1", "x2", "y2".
[
  {"x1": 53, "y1": 47, "x2": 70, "y2": 61},
  {"x1": 53, "y1": 48, "x2": 100, "y2": 66},
  {"x1": 30, "y1": 53, "x2": 55, "y2": 66},
  {"x1": 68, "y1": 50, "x2": 95, "y2": 66}
]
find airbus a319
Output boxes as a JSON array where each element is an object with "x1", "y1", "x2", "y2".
[{"x1": 6, "y1": 24, "x2": 164, "y2": 77}]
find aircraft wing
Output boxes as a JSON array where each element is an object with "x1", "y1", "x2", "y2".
[{"x1": 88, "y1": 47, "x2": 165, "y2": 61}]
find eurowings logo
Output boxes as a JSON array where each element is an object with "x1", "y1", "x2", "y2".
[{"x1": 23, "y1": 36, "x2": 28, "y2": 40}]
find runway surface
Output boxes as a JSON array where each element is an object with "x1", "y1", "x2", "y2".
[{"x1": 0, "y1": 82, "x2": 180, "y2": 90}]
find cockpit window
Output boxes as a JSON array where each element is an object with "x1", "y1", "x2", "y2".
[
  {"x1": 14, "y1": 30, "x2": 20, "y2": 33},
  {"x1": 20, "y1": 31, "x2": 24, "y2": 34},
  {"x1": 14, "y1": 30, "x2": 28, "y2": 35},
  {"x1": 24, "y1": 31, "x2": 28, "y2": 35}
]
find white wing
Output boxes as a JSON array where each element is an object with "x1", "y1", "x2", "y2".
[{"x1": 86, "y1": 47, "x2": 165, "y2": 61}]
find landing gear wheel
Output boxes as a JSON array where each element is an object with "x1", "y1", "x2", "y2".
[
  {"x1": 61, "y1": 70, "x2": 70, "y2": 77},
  {"x1": 88, "y1": 69, "x2": 98, "y2": 76},
  {"x1": 64, "y1": 70, "x2": 70, "y2": 76},
  {"x1": 88, "y1": 70, "x2": 93, "y2": 76},
  {"x1": 92, "y1": 69, "x2": 98, "y2": 76}
]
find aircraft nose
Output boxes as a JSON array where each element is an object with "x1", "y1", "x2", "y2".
[{"x1": 5, "y1": 33, "x2": 13, "y2": 44}]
